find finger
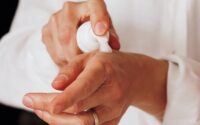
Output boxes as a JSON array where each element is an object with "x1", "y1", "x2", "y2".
[
  {"x1": 52, "y1": 56, "x2": 85, "y2": 90},
  {"x1": 23, "y1": 93, "x2": 58, "y2": 111},
  {"x1": 53, "y1": 2, "x2": 83, "y2": 62},
  {"x1": 50, "y1": 61, "x2": 106, "y2": 114},
  {"x1": 66, "y1": 105, "x2": 122, "y2": 125},
  {"x1": 68, "y1": 85, "x2": 111, "y2": 114},
  {"x1": 42, "y1": 24, "x2": 66, "y2": 66},
  {"x1": 34, "y1": 107, "x2": 121, "y2": 125},
  {"x1": 51, "y1": 16, "x2": 69, "y2": 66},
  {"x1": 109, "y1": 33, "x2": 120, "y2": 50},
  {"x1": 88, "y1": 0, "x2": 110, "y2": 35},
  {"x1": 59, "y1": 3, "x2": 80, "y2": 56},
  {"x1": 43, "y1": 11, "x2": 69, "y2": 67},
  {"x1": 42, "y1": 24, "x2": 53, "y2": 46},
  {"x1": 34, "y1": 110, "x2": 94, "y2": 125},
  {"x1": 93, "y1": 106, "x2": 122, "y2": 124},
  {"x1": 23, "y1": 93, "x2": 80, "y2": 113},
  {"x1": 91, "y1": 105, "x2": 125, "y2": 125}
]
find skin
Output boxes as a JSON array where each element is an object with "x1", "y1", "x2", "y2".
[
  {"x1": 23, "y1": 0, "x2": 169, "y2": 125},
  {"x1": 41, "y1": 0, "x2": 120, "y2": 67},
  {"x1": 23, "y1": 51, "x2": 168, "y2": 125}
]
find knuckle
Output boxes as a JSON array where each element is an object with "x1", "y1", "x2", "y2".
[
  {"x1": 75, "y1": 117, "x2": 86, "y2": 125},
  {"x1": 95, "y1": 53, "x2": 109, "y2": 63},
  {"x1": 72, "y1": 104, "x2": 80, "y2": 114},
  {"x1": 57, "y1": 60, "x2": 68, "y2": 67},
  {"x1": 95, "y1": 61, "x2": 105, "y2": 69},
  {"x1": 42, "y1": 26, "x2": 49, "y2": 43},
  {"x1": 63, "y1": 2, "x2": 76, "y2": 10},
  {"x1": 63, "y1": 2, "x2": 78, "y2": 18},
  {"x1": 50, "y1": 14, "x2": 56, "y2": 23},
  {"x1": 49, "y1": 11, "x2": 60, "y2": 24},
  {"x1": 72, "y1": 102, "x2": 83, "y2": 113},
  {"x1": 98, "y1": 59, "x2": 113, "y2": 75},
  {"x1": 62, "y1": 65, "x2": 77, "y2": 76},
  {"x1": 54, "y1": 56, "x2": 67, "y2": 67},
  {"x1": 112, "y1": 86, "x2": 123, "y2": 101},
  {"x1": 90, "y1": 57, "x2": 106, "y2": 71},
  {"x1": 68, "y1": 66, "x2": 76, "y2": 74}
]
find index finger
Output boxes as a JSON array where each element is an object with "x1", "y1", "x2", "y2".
[{"x1": 50, "y1": 61, "x2": 106, "y2": 114}]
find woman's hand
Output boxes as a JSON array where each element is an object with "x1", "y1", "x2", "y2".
[
  {"x1": 42, "y1": 0, "x2": 120, "y2": 67},
  {"x1": 23, "y1": 51, "x2": 168, "y2": 124}
]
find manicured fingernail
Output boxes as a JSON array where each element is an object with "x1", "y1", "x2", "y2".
[
  {"x1": 95, "y1": 22, "x2": 107, "y2": 35},
  {"x1": 53, "y1": 75, "x2": 68, "y2": 83},
  {"x1": 23, "y1": 96, "x2": 33, "y2": 108}
]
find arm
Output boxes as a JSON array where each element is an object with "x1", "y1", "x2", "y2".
[{"x1": 23, "y1": 0, "x2": 200, "y2": 125}]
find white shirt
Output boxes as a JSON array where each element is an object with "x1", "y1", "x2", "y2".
[{"x1": 0, "y1": 0, "x2": 200, "y2": 125}]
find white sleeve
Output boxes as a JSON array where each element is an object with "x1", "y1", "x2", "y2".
[
  {"x1": 0, "y1": 0, "x2": 65, "y2": 110},
  {"x1": 163, "y1": 55, "x2": 200, "y2": 125},
  {"x1": 162, "y1": 0, "x2": 200, "y2": 124}
]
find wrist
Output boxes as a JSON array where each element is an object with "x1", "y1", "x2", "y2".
[{"x1": 128, "y1": 54, "x2": 168, "y2": 120}]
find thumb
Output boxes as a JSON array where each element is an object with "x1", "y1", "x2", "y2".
[
  {"x1": 88, "y1": 0, "x2": 110, "y2": 36},
  {"x1": 23, "y1": 93, "x2": 58, "y2": 111}
]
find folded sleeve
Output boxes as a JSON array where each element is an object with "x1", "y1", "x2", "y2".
[
  {"x1": 0, "y1": 0, "x2": 65, "y2": 110},
  {"x1": 163, "y1": 55, "x2": 200, "y2": 125}
]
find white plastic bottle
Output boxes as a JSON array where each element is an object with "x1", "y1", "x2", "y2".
[{"x1": 76, "y1": 21, "x2": 112, "y2": 53}]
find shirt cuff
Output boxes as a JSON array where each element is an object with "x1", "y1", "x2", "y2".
[{"x1": 162, "y1": 55, "x2": 200, "y2": 125}]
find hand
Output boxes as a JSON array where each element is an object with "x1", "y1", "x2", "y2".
[
  {"x1": 23, "y1": 51, "x2": 168, "y2": 124},
  {"x1": 42, "y1": 0, "x2": 120, "y2": 67}
]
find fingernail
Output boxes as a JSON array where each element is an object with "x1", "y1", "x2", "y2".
[
  {"x1": 53, "y1": 75, "x2": 68, "y2": 83},
  {"x1": 95, "y1": 22, "x2": 107, "y2": 35},
  {"x1": 23, "y1": 96, "x2": 33, "y2": 109},
  {"x1": 109, "y1": 34, "x2": 120, "y2": 50}
]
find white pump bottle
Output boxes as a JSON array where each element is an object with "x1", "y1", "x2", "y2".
[{"x1": 76, "y1": 21, "x2": 112, "y2": 53}]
